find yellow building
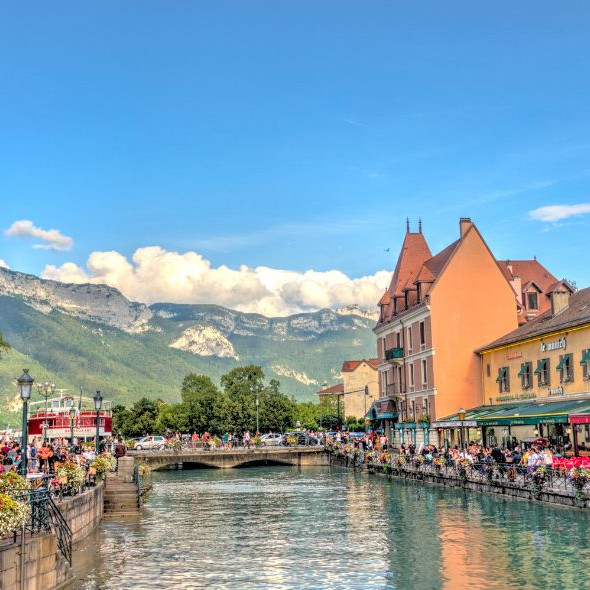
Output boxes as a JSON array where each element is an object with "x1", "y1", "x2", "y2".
[
  {"x1": 316, "y1": 359, "x2": 379, "y2": 421},
  {"x1": 476, "y1": 282, "x2": 590, "y2": 448},
  {"x1": 341, "y1": 359, "x2": 379, "y2": 419}
]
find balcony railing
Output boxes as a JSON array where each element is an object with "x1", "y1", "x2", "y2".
[{"x1": 384, "y1": 347, "x2": 404, "y2": 361}]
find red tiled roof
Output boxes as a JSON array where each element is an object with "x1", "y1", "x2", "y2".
[
  {"x1": 478, "y1": 286, "x2": 590, "y2": 351},
  {"x1": 423, "y1": 239, "x2": 460, "y2": 278},
  {"x1": 498, "y1": 260, "x2": 558, "y2": 293},
  {"x1": 341, "y1": 358, "x2": 380, "y2": 372},
  {"x1": 317, "y1": 383, "x2": 344, "y2": 395},
  {"x1": 386, "y1": 232, "x2": 432, "y2": 298}
]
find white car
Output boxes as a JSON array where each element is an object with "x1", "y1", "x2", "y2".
[
  {"x1": 134, "y1": 436, "x2": 168, "y2": 451},
  {"x1": 260, "y1": 433, "x2": 283, "y2": 446}
]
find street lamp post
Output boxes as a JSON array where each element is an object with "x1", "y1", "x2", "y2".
[
  {"x1": 17, "y1": 369, "x2": 34, "y2": 476},
  {"x1": 93, "y1": 390, "x2": 103, "y2": 455},
  {"x1": 364, "y1": 385, "x2": 370, "y2": 432},
  {"x1": 36, "y1": 381, "x2": 55, "y2": 442},
  {"x1": 457, "y1": 407, "x2": 466, "y2": 450},
  {"x1": 250, "y1": 384, "x2": 259, "y2": 434},
  {"x1": 69, "y1": 407, "x2": 77, "y2": 452}
]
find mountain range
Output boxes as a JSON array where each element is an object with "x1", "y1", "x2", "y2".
[{"x1": 0, "y1": 267, "x2": 377, "y2": 426}]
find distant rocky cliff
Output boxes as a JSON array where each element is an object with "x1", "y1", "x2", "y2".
[{"x1": 0, "y1": 267, "x2": 152, "y2": 333}]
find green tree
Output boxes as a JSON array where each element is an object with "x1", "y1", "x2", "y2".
[
  {"x1": 0, "y1": 332, "x2": 9, "y2": 358},
  {"x1": 259, "y1": 389, "x2": 295, "y2": 432},
  {"x1": 121, "y1": 397, "x2": 162, "y2": 438},
  {"x1": 179, "y1": 374, "x2": 224, "y2": 433},
  {"x1": 111, "y1": 404, "x2": 131, "y2": 437}
]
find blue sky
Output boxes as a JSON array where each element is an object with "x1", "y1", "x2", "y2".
[{"x1": 1, "y1": 2, "x2": 589, "y2": 313}]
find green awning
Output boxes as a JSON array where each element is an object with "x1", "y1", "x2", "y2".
[
  {"x1": 533, "y1": 359, "x2": 546, "y2": 375},
  {"x1": 517, "y1": 364, "x2": 528, "y2": 377},
  {"x1": 376, "y1": 412, "x2": 397, "y2": 420},
  {"x1": 476, "y1": 399, "x2": 590, "y2": 427},
  {"x1": 580, "y1": 350, "x2": 590, "y2": 365},
  {"x1": 495, "y1": 367, "x2": 507, "y2": 383},
  {"x1": 556, "y1": 355, "x2": 569, "y2": 371}
]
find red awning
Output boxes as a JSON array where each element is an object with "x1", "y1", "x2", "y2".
[{"x1": 570, "y1": 414, "x2": 590, "y2": 424}]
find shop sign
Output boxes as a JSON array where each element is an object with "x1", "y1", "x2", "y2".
[
  {"x1": 540, "y1": 337, "x2": 566, "y2": 353},
  {"x1": 506, "y1": 350, "x2": 522, "y2": 360},
  {"x1": 495, "y1": 392, "x2": 536, "y2": 402},
  {"x1": 547, "y1": 386, "x2": 564, "y2": 397},
  {"x1": 570, "y1": 415, "x2": 590, "y2": 424},
  {"x1": 46, "y1": 427, "x2": 108, "y2": 438},
  {"x1": 431, "y1": 420, "x2": 477, "y2": 428}
]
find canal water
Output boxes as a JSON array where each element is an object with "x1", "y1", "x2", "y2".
[{"x1": 71, "y1": 466, "x2": 590, "y2": 589}]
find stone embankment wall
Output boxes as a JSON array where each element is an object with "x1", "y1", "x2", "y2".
[
  {"x1": 56, "y1": 482, "x2": 104, "y2": 542},
  {"x1": 330, "y1": 454, "x2": 590, "y2": 510},
  {"x1": 0, "y1": 482, "x2": 105, "y2": 590},
  {"x1": 0, "y1": 533, "x2": 71, "y2": 590}
]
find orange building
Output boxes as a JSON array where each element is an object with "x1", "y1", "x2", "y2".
[{"x1": 373, "y1": 218, "x2": 518, "y2": 445}]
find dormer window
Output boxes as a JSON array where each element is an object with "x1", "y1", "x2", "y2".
[{"x1": 526, "y1": 292, "x2": 538, "y2": 310}]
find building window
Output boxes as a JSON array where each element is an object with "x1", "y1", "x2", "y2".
[
  {"x1": 557, "y1": 353, "x2": 574, "y2": 383},
  {"x1": 396, "y1": 332, "x2": 401, "y2": 348},
  {"x1": 407, "y1": 327, "x2": 413, "y2": 353},
  {"x1": 409, "y1": 364, "x2": 415, "y2": 388},
  {"x1": 419, "y1": 321, "x2": 426, "y2": 349},
  {"x1": 526, "y1": 292, "x2": 538, "y2": 310},
  {"x1": 496, "y1": 367, "x2": 510, "y2": 393},
  {"x1": 581, "y1": 349, "x2": 590, "y2": 381},
  {"x1": 421, "y1": 359, "x2": 428, "y2": 387},
  {"x1": 518, "y1": 362, "x2": 533, "y2": 389},
  {"x1": 486, "y1": 363, "x2": 491, "y2": 378},
  {"x1": 534, "y1": 358, "x2": 550, "y2": 386},
  {"x1": 410, "y1": 400, "x2": 415, "y2": 419}
]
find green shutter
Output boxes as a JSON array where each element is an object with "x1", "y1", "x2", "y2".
[
  {"x1": 495, "y1": 367, "x2": 506, "y2": 383},
  {"x1": 534, "y1": 359, "x2": 546, "y2": 375},
  {"x1": 580, "y1": 350, "x2": 590, "y2": 365},
  {"x1": 556, "y1": 356, "x2": 567, "y2": 371},
  {"x1": 517, "y1": 364, "x2": 527, "y2": 377}
]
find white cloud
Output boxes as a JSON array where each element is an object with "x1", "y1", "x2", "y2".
[
  {"x1": 42, "y1": 246, "x2": 389, "y2": 316},
  {"x1": 5, "y1": 220, "x2": 73, "y2": 251},
  {"x1": 0, "y1": 259, "x2": 9, "y2": 269},
  {"x1": 528, "y1": 203, "x2": 590, "y2": 222}
]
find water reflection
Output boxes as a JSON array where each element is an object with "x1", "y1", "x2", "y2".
[{"x1": 70, "y1": 467, "x2": 590, "y2": 589}]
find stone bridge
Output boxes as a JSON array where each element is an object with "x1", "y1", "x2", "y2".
[{"x1": 131, "y1": 446, "x2": 330, "y2": 470}]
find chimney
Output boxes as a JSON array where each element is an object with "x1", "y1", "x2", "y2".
[
  {"x1": 506, "y1": 259, "x2": 513, "y2": 275},
  {"x1": 550, "y1": 284, "x2": 571, "y2": 316},
  {"x1": 459, "y1": 217, "x2": 472, "y2": 238},
  {"x1": 511, "y1": 275, "x2": 522, "y2": 306}
]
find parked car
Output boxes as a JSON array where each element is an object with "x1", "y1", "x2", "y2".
[
  {"x1": 134, "y1": 436, "x2": 168, "y2": 451},
  {"x1": 260, "y1": 433, "x2": 283, "y2": 446},
  {"x1": 282, "y1": 432, "x2": 321, "y2": 446}
]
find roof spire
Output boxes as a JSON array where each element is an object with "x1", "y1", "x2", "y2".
[
  {"x1": 418, "y1": 217, "x2": 422, "y2": 233},
  {"x1": 406, "y1": 217, "x2": 410, "y2": 233}
]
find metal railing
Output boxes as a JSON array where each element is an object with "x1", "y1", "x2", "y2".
[
  {"x1": 47, "y1": 495, "x2": 72, "y2": 566},
  {"x1": 9, "y1": 481, "x2": 72, "y2": 566},
  {"x1": 376, "y1": 458, "x2": 590, "y2": 495}
]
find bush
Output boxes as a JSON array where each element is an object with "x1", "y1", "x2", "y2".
[
  {"x1": 0, "y1": 472, "x2": 29, "y2": 496},
  {"x1": 0, "y1": 494, "x2": 30, "y2": 537},
  {"x1": 57, "y1": 462, "x2": 86, "y2": 494},
  {"x1": 90, "y1": 455, "x2": 117, "y2": 480}
]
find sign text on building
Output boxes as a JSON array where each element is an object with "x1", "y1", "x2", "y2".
[{"x1": 540, "y1": 337, "x2": 566, "y2": 353}]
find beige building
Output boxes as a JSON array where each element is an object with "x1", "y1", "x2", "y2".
[
  {"x1": 341, "y1": 359, "x2": 379, "y2": 419},
  {"x1": 317, "y1": 359, "x2": 379, "y2": 420}
]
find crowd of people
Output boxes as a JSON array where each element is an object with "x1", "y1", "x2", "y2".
[{"x1": 0, "y1": 435, "x2": 127, "y2": 476}]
